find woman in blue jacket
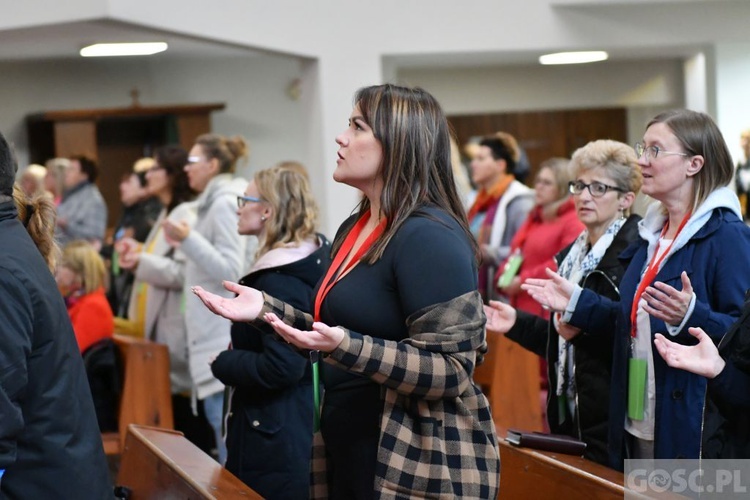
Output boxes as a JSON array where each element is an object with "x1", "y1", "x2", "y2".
[
  {"x1": 522, "y1": 109, "x2": 750, "y2": 470},
  {"x1": 210, "y1": 164, "x2": 330, "y2": 499}
]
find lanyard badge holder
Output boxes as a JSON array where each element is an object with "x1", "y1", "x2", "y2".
[
  {"x1": 627, "y1": 212, "x2": 690, "y2": 421},
  {"x1": 311, "y1": 211, "x2": 388, "y2": 434}
]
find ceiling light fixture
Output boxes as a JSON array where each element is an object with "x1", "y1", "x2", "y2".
[
  {"x1": 80, "y1": 42, "x2": 168, "y2": 57},
  {"x1": 539, "y1": 51, "x2": 608, "y2": 65}
]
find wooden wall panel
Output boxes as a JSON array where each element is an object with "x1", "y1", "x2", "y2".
[
  {"x1": 53, "y1": 121, "x2": 97, "y2": 159},
  {"x1": 449, "y1": 108, "x2": 628, "y2": 184}
]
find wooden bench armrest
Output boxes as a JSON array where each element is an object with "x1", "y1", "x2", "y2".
[{"x1": 116, "y1": 424, "x2": 262, "y2": 499}]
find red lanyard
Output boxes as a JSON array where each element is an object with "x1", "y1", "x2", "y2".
[
  {"x1": 629, "y1": 212, "x2": 691, "y2": 338},
  {"x1": 313, "y1": 212, "x2": 387, "y2": 322}
]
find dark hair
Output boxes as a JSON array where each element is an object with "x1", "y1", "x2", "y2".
[
  {"x1": 135, "y1": 171, "x2": 148, "y2": 187},
  {"x1": 0, "y1": 133, "x2": 17, "y2": 196},
  {"x1": 333, "y1": 84, "x2": 478, "y2": 263},
  {"x1": 479, "y1": 132, "x2": 519, "y2": 176},
  {"x1": 647, "y1": 110, "x2": 734, "y2": 211},
  {"x1": 69, "y1": 155, "x2": 99, "y2": 183},
  {"x1": 154, "y1": 145, "x2": 195, "y2": 213},
  {"x1": 195, "y1": 134, "x2": 249, "y2": 174}
]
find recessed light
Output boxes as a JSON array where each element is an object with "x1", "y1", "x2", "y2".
[
  {"x1": 539, "y1": 51, "x2": 608, "y2": 65},
  {"x1": 80, "y1": 42, "x2": 168, "y2": 57}
]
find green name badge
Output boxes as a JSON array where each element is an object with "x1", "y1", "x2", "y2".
[
  {"x1": 497, "y1": 253, "x2": 524, "y2": 289},
  {"x1": 628, "y1": 357, "x2": 647, "y2": 421}
]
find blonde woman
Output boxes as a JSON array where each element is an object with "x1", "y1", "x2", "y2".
[
  {"x1": 55, "y1": 240, "x2": 114, "y2": 354},
  {"x1": 211, "y1": 164, "x2": 330, "y2": 498}
]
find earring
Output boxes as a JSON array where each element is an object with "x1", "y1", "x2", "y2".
[{"x1": 260, "y1": 215, "x2": 267, "y2": 222}]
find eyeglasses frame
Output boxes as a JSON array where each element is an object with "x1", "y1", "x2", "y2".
[
  {"x1": 237, "y1": 195, "x2": 264, "y2": 208},
  {"x1": 568, "y1": 180, "x2": 624, "y2": 198},
  {"x1": 634, "y1": 142, "x2": 690, "y2": 161}
]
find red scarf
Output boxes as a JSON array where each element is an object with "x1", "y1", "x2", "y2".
[
  {"x1": 467, "y1": 174, "x2": 514, "y2": 222},
  {"x1": 313, "y1": 211, "x2": 388, "y2": 321}
]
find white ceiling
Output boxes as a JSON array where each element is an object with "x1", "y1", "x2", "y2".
[
  {"x1": 0, "y1": 16, "x2": 707, "y2": 69},
  {"x1": 0, "y1": 19, "x2": 263, "y2": 61}
]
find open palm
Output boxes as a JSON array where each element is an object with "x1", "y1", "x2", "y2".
[
  {"x1": 654, "y1": 327, "x2": 726, "y2": 379},
  {"x1": 484, "y1": 300, "x2": 517, "y2": 334},
  {"x1": 192, "y1": 281, "x2": 264, "y2": 322},
  {"x1": 520, "y1": 267, "x2": 574, "y2": 312}
]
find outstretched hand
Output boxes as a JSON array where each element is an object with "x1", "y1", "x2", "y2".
[
  {"x1": 520, "y1": 267, "x2": 574, "y2": 312},
  {"x1": 653, "y1": 327, "x2": 725, "y2": 379},
  {"x1": 192, "y1": 281, "x2": 264, "y2": 322},
  {"x1": 642, "y1": 271, "x2": 693, "y2": 326},
  {"x1": 263, "y1": 312, "x2": 345, "y2": 353},
  {"x1": 484, "y1": 300, "x2": 517, "y2": 335}
]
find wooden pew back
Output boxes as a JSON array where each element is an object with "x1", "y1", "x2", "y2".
[
  {"x1": 116, "y1": 425, "x2": 262, "y2": 499},
  {"x1": 474, "y1": 330, "x2": 544, "y2": 432},
  {"x1": 102, "y1": 334, "x2": 173, "y2": 454},
  {"x1": 498, "y1": 437, "x2": 625, "y2": 499}
]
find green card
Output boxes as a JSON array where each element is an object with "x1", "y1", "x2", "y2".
[
  {"x1": 497, "y1": 253, "x2": 523, "y2": 288},
  {"x1": 628, "y1": 357, "x2": 647, "y2": 421}
]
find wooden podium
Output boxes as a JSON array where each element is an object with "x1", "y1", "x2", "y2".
[{"x1": 26, "y1": 102, "x2": 224, "y2": 228}]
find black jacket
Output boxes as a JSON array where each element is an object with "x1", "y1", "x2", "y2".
[
  {"x1": 702, "y1": 292, "x2": 750, "y2": 459},
  {"x1": 211, "y1": 235, "x2": 331, "y2": 499},
  {"x1": 506, "y1": 215, "x2": 640, "y2": 465},
  {"x1": 0, "y1": 201, "x2": 111, "y2": 499}
]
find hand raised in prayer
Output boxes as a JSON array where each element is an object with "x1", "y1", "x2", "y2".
[
  {"x1": 484, "y1": 300, "x2": 517, "y2": 335},
  {"x1": 642, "y1": 271, "x2": 693, "y2": 326},
  {"x1": 654, "y1": 327, "x2": 725, "y2": 379},
  {"x1": 192, "y1": 281, "x2": 264, "y2": 322},
  {"x1": 263, "y1": 312, "x2": 345, "y2": 353},
  {"x1": 520, "y1": 267, "x2": 575, "y2": 313}
]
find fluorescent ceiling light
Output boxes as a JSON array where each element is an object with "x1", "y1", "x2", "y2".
[
  {"x1": 539, "y1": 51, "x2": 608, "y2": 65},
  {"x1": 80, "y1": 42, "x2": 168, "y2": 57}
]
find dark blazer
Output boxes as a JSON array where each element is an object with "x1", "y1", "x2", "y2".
[
  {"x1": 0, "y1": 201, "x2": 111, "y2": 499},
  {"x1": 211, "y1": 235, "x2": 331, "y2": 500},
  {"x1": 702, "y1": 293, "x2": 750, "y2": 459},
  {"x1": 506, "y1": 215, "x2": 640, "y2": 465}
]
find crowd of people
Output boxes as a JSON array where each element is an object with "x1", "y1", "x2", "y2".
[{"x1": 5, "y1": 81, "x2": 750, "y2": 499}]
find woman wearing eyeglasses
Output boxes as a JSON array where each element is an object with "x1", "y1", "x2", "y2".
[
  {"x1": 521, "y1": 110, "x2": 750, "y2": 469},
  {"x1": 118, "y1": 146, "x2": 228, "y2": 454},
  {"x1": 209, "y1": 164, "x2": 330, "y2": 498},
  {"x1": 495, "y1": 157, "x2": 583, "y2": 316},
  {"x1": 161, "y1": 134, "x2": 250, "y2": 464},
  {"x1": 485, "y1": 140, "x2": 641, "y2": 465}
]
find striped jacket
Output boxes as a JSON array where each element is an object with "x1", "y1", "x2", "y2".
[{"x1": 258, "y1": 289, "x2": 500, "y2": 499}]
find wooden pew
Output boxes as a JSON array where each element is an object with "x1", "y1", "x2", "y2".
[
  {"x1": 115, "y1": 424, "x2": 262, "y2": 499},
  {"x1": 498, "y1": 434, "x2": 625, "y2": 499},
  {"x1": 102, "y1": 333, "x2": 173, "y2": 455},
  {"x1": 474, "y1": 330, "x2": 544, "y2": 432}
]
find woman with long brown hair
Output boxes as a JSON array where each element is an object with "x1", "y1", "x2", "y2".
[{"x1": 194, "y1": 84, "x2": 499, "y2": 499}]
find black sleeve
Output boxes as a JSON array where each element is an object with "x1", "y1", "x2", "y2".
[
  {"x1": 211, "y1": 332, "x2": 307, "y2": 390},
  {"x1": 708, "y1": 358, "x2": 750, "y2": 411},
  {"x1": 505, "y1": 309, "x2": 549, "y2": 358},
  {"x1": 211, "y1": 273, "x2": 310, "y2": 389},
  {"x1": 0, "y1": 271, "x2": 33, "y2": 471},
  {"x1": 391, "y1": 214, "x2": 477, "y2": 317}
]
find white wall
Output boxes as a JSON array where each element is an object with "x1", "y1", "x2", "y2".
[
  {"x1": 683, "y1": 52, "x2": 708, "y2": 114},
  {"x1": 713, "y1": 43, "x2": 750, "y2": 166},
  {"x1": 398, "y1": 59, "x2": 685, "y2": 147},
  {"x1": 1, "y1": 53, "x2": 310, "y2": 182},
  {"x1": 398, "y1": 60, "x2": 684, "y2": 115}
]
